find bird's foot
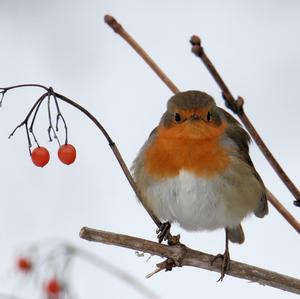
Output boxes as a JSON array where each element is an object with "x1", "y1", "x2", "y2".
[
  {"x1": 156, "y1": 222, "x2": 180, "y2": 245},
  {"x1": 156, "y1": 221, "x2": 171, "y2": 243},
  {"x1": 210, "y1": 249, "x2": 230, "y2": 282}
]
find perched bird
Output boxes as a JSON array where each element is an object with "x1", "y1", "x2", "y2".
[{"x1": 132, "y1": 90, "x2": 268, "y2": 279}]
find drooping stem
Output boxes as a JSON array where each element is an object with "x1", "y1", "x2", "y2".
[
  {"x1": 1, "y1": 85, "x2": 163, "y2": 230},
  {"x1": 53, "y1": 91, "x2": 162, "y2": 228}
]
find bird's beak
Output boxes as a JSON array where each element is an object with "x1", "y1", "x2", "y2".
[{"x1": 190, "y1": 114, "x2": 201, "y2": 121}]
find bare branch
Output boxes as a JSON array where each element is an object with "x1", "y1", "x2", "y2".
[
  {"x1": 190, "y1": 35, "x2": 300, "y2": 207},
  {"x1": 80, "y1": 227, "x2": 300, "y2": 295},
  {"x1": 104, "y1": 15, "x2": 180, "y2": 94},
  {"x1": 267, "y1": 190, "x2": 300, "y2": 234}
]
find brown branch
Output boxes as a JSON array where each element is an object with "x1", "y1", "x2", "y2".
[
  {"x1": 103, "y1": 15, "x2": 300, "y2": 234},
  {"x1": 53, "y1": 91, "x2": 162, "y2": 229},
  {"x1": 80, "y1": 227, "x2": 300, "y2": 295},
  {"x1": 104, "y1": 15, "x2": 180, "y2": 94},
  {"x1": 190, "y1": 35, "x2": 300, "y2": 206},
  {"x1": 267, "y1": 190, "x2": 300, "y2": 233}
]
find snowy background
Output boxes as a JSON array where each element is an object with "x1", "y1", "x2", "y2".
[{"x1": 0, "y1": 1, "x2": 300, "y2": 298}]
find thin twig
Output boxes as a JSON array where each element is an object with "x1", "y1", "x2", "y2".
[
  {"x1": 103, "y1": 16, "x2": 300, "y2": 233},
  {"x1": 80, "y1": 227, "x2": 300, "y2": 295},
  {"x1": 190, "y1": 35, "x2": 300, "y2": 206},
  {"x1": 267, "y1": 190, "x2": 300, "y2": 233},
  {"x1": 52, "y1": 92, "x2": 68, "y2": 144},
  {"x1": 28, "y1": 98, "x2": 44, "y2": 147},
  {"x1": 8, "y1": 92, "x2": 48, "y2": 154},
  {"x1": 104, "y1": 15, "x2": 180, "y2": 94},
  {"x1": 46, "y1": 90, "x2": 61, "y2": 146}
]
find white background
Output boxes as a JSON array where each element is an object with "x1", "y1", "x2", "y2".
[{"x1": 1, "y1": 1, "x2": 300, "y2": 298}]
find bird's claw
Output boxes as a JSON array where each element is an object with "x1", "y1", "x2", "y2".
[
  {"x1": 211, "y1": 250, "x2": 230, "y2": 281},
  {"x1": 156, "y1": 222, "x2": 171, "y2": 243}
]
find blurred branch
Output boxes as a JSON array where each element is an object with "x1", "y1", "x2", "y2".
[
  {"x1": 190, "y1": 35, "x2": 300, "y2": 207},
  {"x1": 0, "y1": 295, "x2": 26, "y2": 299},
  {"x1": 103, "y1": 15, "x2": 300, "y2": 234},
  {"x1": 80, "y1": 227, "x2": 300, "y2": 295},
  {"x1": 68, "y1": 245, "x2": 162, "y2": 299}
]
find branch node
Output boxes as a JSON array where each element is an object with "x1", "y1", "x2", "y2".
[
  {"x1": 104, "y1": 15, "x2": 123, "y2": 33},
  {"x1": 190, "y1": 35, "x2": 204, "y2": 57},
  {"x1": 293, "y1": 200, "x2": 300, "y2": 207},
  {"x1": 235, "y1": 96, "x2": 245, "y2": 113},
  {"x1": 223, "y1": 93, "x2": 244, "y2": 114},
  {"x1": 146, "y1": 258, "x2": 177, "y2": 279}
]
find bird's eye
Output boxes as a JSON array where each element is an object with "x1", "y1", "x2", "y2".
[
  {"x1": 174, "y1": 113, "x2": 181, "y2": 123},
  {"x1": 207, "y1": 111, "x2": 211, "y2": 122}
]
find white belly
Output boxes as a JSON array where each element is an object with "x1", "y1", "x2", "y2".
[{"x1": 144, "y1": 161, "x2": 262, "y2": 231}]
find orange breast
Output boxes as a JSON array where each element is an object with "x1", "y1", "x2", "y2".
[{"x1": 144, "y1": 123, "x2": 230, "y2": 179}]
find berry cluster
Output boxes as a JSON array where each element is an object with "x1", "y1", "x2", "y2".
[
  {"x1": 15, "y1": 243, "x2": 73, "y2": 299},
  {"x1": 31, "y1": 144, "x2": 76, "y2": 167},
  {"x1": 1, "y1": 86, "x2": 79, "y2": 168}
]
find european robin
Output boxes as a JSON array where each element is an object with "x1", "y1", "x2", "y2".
[{"x1": 132, "y1": 90, "x2": 268, "y2": 280}]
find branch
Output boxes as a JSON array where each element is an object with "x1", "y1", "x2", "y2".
[
  {"x1": 267, "y1": 190, "x2": 300, "y2": 233},
  {"x1": 103, "y1": 15, "x2": 300, "y2": 234},
  {"x1": 104, "y1": 15, "x2": 180, "y2": 94},
  {"x1": 80, "y1": 227, "x2": 300, "y2": 295},
  {"x1": 52, "y1": 91, "x2": 162, "y2": 229},
  {"x1": 190, "y1": 35, "x2": 300, "y2": 207}
]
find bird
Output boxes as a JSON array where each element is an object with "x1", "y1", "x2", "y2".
[{"x1": 131, "y1": 90, "x2": 268, "y2": 280}]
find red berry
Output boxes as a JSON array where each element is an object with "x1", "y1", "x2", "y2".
[
  {"x1": 45, "y1": 278, "x2": 61, "y2": 295},
  {"x1": 58, "y1": 144, "x2": 76, "y2": 165},
  {"x1": 31, "y1": 146, "x2": 50, "y2": 167},
  {"x1": 17, "y1": 257, "x2": 32, "y2": 272}
]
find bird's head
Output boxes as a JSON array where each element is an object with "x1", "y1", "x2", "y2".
[{"x1": 160, "y1": 90, "x2": 226, "y2": 140}]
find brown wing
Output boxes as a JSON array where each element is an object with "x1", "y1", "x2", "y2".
[{"x1": 220, "y1": 108, "x2": 268, "y2": 218}]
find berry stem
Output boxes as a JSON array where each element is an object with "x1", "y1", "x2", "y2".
[
  {"x1": 47, "y1": 92, "x2": 61, "y2": 147},
  {"x1": 52, "y1": 92, "x2": 68, "y2": 145}
]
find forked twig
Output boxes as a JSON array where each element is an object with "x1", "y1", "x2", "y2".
[{"x1": 104, "y1": 14, "x2": 300, "y2": 234}]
